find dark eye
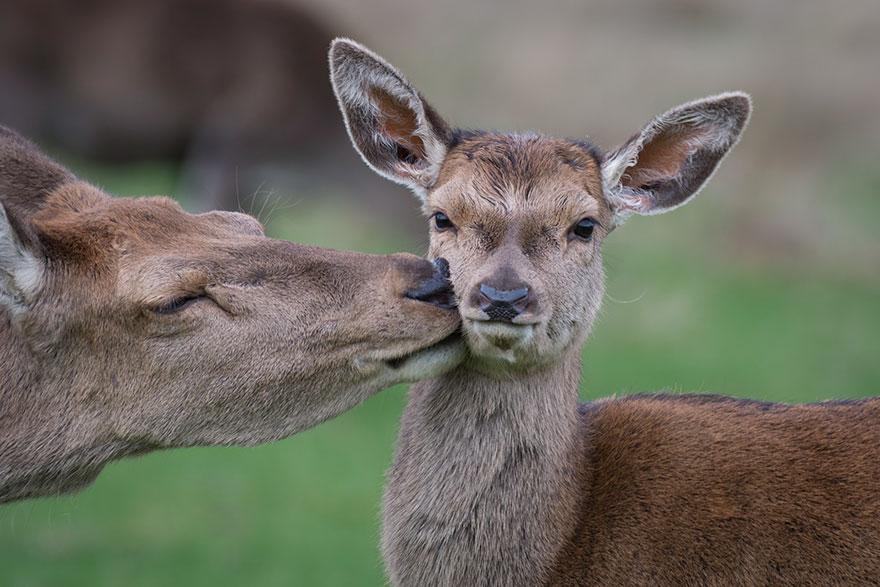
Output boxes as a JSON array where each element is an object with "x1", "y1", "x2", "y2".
[
  {"x1": 153, "y1": 293, "x2": 205, "y2": 315},
  {"x1": 571, "y1": 218, "x2": 597, "y2": 241},
  {"x1": 432, "y1": 211, "x2": 455, "y2": 231}
]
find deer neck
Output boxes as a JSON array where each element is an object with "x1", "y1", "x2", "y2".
[
  {"x1": 0, "y1": 313, "x2": 122, "y2": 503},
  {"x1": 383, "y1": 348, "x2": 586, "y2": 586}
]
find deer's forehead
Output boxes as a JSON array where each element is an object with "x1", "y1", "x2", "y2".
[
  {"x1": 430, "y1": 133, "x2": 609, "y2": 226},
  {"x1": 33, "y1": 187, "x2": 267, "y2": 272},
  {"x1": 103, "y1": 198, "x2": 262, "y2": 243}
]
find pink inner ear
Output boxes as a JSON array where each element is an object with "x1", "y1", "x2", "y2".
[
  {"x1": 368, "y1": 87, "x2": 426, "y2": 159},
  {"x1": 621, "y1": 126, "x2": 708, "y2": 189}
]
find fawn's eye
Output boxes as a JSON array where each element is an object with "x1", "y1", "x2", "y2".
[
  {"x1": 152, "y1": 293, "x2": 206, "y2": 315},
  {"x1": 571, "y1": 218, "x2": 597, "y2": 241},
  {"x1": 432, "y1": 211, "x2": 455, "y2": 231}
]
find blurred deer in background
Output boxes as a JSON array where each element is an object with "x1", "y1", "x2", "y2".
[
  {"x1": 0, "y1": 126, "x2": 463, "y2": 504},
  {"x1": 0, "y1": 0, "x2": 367, "y2": 215},
  {"x1": 331, "y1": 39, "x2": 880, "y2": 585}
]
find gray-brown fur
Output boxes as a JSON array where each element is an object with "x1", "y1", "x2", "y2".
[
  {"x1": 0, "y1": 126, "x2": 464, "y2": 503},
  {"x1": 331, "y1": 39, "x2": 880, "y2": 585}
]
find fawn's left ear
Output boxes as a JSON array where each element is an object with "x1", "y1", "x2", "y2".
[
  {"x1": 329, "y1": 38, "x2": 452, "y2": 200},
  {"x1": 602, "y1": 92, "x2": 751, "y2": 226}
]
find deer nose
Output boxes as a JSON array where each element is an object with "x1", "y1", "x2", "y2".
[
  {"x1": 477, "y1": 283, "x2": 530, "y2": 322},
  {"x1": 405, "y1": 258, "x2": 456, "y2": 309}
]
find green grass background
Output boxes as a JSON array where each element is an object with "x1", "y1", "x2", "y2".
[{"x1": 1, "y1": 160, "x2": 878, "y2": 586}]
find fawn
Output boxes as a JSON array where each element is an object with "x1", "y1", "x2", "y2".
[{"x1": 330, "y1": 39, "x2": 880, "y2": 585}]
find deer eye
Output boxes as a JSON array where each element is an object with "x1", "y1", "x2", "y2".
[
  {"x1": 152, "y1": 293, "x2": 206, "y2": 315},
  {"x1": 432, "y1": 211, "x2": 455, "y2": 231},
  {"x1": 571, "y1": 218, "x2": 597, "y2": 241}
]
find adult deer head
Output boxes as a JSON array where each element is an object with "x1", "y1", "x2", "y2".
[{"x1": 0, "y1": 126, "x2": 463, "y2": 502}]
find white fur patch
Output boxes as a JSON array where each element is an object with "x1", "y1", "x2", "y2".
[{"x1": 0, "y1": 205, "x2": 43, "y2": 310}]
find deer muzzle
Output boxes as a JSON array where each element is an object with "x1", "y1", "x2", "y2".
[{"x1": 405, "y1": 258, "x2": 456, "y2": 309}]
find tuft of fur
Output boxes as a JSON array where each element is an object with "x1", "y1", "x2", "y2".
[{"x1": 0, "y1": 205, "x2": 42, "y2": 310}]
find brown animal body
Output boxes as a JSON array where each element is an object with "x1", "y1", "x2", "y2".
[
  {"x1": 330, "y1": 39, "x2": 880, "y2": 585},
  {"x1": 0, "y1": 126, "x2": 464, "y2": 503},
  {"x1": 553, "y1": 394, "x2": 880, "y2": 584}
]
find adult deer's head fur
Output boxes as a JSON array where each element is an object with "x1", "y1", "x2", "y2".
[
  {"x1": 330, "y1": 39, "x2": 750, "y2": 373},
  {"x1": 0, "y1": 126, "x2": 463, "y2": 501}
]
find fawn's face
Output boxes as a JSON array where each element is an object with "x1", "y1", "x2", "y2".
[
  {"x1": 424, "y1": 135, "x2": 610, "y2": 367},
  {"x1": 331, "y1": 39, "x2": 751, "y2": 372}
]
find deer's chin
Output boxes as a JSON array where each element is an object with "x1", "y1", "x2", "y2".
[
  {"x1": 463, "y1": 320, "x2": 537, "y2": 365},
  {"x1": 355, "y1": 322, "x2": 465, "y2": 384}
]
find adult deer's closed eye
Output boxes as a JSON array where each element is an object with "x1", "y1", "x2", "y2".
[{"x1": 150, "y1": 292, "x2": 209, "y2": 314}]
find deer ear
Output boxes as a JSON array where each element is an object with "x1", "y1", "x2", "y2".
[
  {"x1": 0, "y1": 126, "x2": 76, "y2": 217},
  {"x1": 602, "y1": 92, "x2": 751, "y2": 226},
  {"x1": 0, "y1": 204, "x2": 43, "y2": 311},
  {"x1": 0, "y1": 126, "x2": 74, "y2": 311},
  {"x1": 329, "y1": 38, "x2": 451, "y2": 200}
]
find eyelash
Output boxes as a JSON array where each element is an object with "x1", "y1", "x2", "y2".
[{"x1": 152, "y1": 293, "x2": 206, "y2": 315}]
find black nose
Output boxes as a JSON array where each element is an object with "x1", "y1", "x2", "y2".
[
  {"x1": 478, "y1": 283, "x2": 529, "y2": 322},
  {"x1": 405, "y1": 258, "x2": 456, "y2": 309}
]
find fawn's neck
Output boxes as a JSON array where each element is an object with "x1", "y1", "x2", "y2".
[{"x1": 382, "y1": 349, "x2": 587, "y2": 586}]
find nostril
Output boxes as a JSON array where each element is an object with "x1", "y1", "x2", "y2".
[
  {"x1": 478, "y1": 284, "x2": 529, "y2": 305},
  {"x1": 405, "y1": 258, "x2": 457, "y2": 309},
  {"x1": 433, "y1": 257, "x2": 451, "y2": 279}
]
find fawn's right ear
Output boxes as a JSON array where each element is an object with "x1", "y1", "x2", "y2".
[{"x1": 329, "y1": 38, "x2": 451, "y2": 200}]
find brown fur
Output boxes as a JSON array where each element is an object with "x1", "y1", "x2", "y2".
[
  {"x1": 370, "y1": 88, "x2": 428, "y2": 159},
  {"x1": 549, "y1": 395, "x2": 880, "y2": 584},
  {"x1": 330, "y1": 39, "x2": 879, "y2": 585},
  {"x1": 0, "y1": 126, "x2": 464, "y2": 503}
]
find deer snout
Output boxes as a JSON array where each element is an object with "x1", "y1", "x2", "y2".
[
  {"x1": 404, "y1": 258, "x2": 456, "y2": 309},
  {"x1": 466, "y1": 266, "x2": 537, "y2": 323},
  {"x1": 476, "y1": 284, "x2": 530, "y2": 322}
]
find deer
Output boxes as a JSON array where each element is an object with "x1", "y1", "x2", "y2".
[
  {"x1": 329, "y1": 39, "x2": 880, "y2": 585},
  {"x1": 0, "y1": 125, "x2": 464, "y2": 504},
  {"x1": 0, "y1": 0, "x2": 340, "y2": 212}
]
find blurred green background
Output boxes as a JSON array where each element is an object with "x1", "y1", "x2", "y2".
[{"x1": 1, "y1": 0, "x2": 879, "y2": 585}]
